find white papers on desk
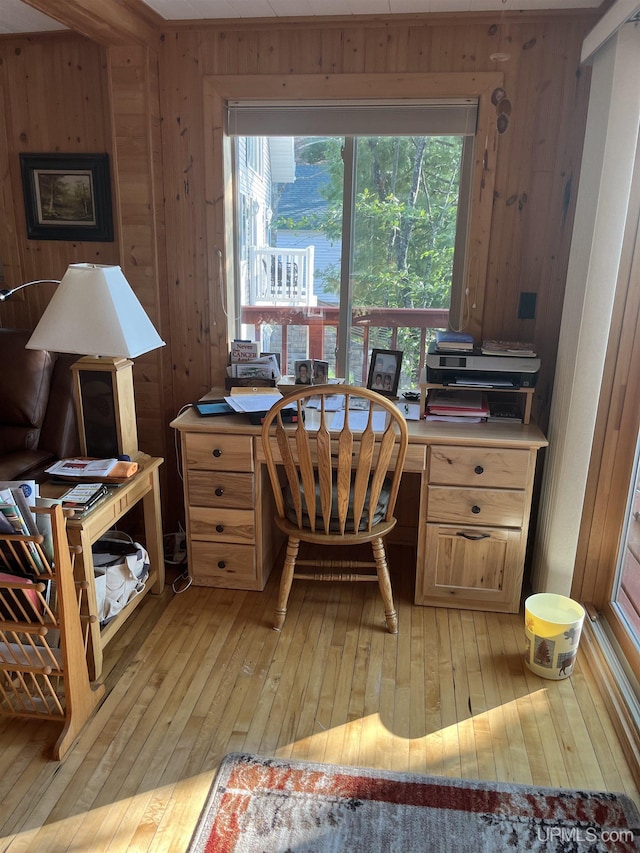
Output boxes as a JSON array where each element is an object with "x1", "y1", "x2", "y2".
[
  {"x1": 330, "y1": 410, "x2": 387, "y2": 431},
  {"x1": 304, "y1": 395, "x2": 345, "y2": 411},
  {"x1": 224, "y1": 392, "x2": 283, "y2": 413}
]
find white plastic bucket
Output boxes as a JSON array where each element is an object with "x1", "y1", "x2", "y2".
[{"x1": 524, "y1": 593, "x2": 585, "y2": 680}]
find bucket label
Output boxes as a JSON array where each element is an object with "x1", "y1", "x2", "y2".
[{"x1": 525, "y1": 623, "x2": 582, "y2": 679}]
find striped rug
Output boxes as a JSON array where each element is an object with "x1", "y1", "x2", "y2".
[{"x1": 188, "y1": 752, "x2": 640, "y2": 852}]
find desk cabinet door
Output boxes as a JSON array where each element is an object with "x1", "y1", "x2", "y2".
[{"x1": 416, "y1": 523, "x2": 524, "y2": 612}]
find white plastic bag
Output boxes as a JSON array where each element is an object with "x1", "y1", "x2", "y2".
[{"x1": 92, "y1": 531, "x2": 149, "y2": 624}]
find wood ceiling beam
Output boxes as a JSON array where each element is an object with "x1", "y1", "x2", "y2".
[{"x1": 21, "y1": 0, "x2": 162, "y2": 46}]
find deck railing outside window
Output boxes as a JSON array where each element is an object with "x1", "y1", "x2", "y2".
[{"x1": 241, "y1": 305, "x2": 449, "y2": 386}]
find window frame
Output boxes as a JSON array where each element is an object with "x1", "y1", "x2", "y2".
[{"x1": 203, "y1": 72, "x2": 503, "y2": 362}]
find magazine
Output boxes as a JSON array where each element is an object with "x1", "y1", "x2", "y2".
[
  {"x1": 45, "y1": 457, "x2": 120, "y2": 478},
  {"x1": 0, "y1": 486, "x2": 44, "y2": 572}
]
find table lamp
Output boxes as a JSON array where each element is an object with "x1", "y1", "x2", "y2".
[{"x1": 8, "y1": 263, "x2": 165, "y2": 459}]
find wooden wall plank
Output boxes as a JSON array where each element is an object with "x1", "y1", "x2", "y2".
[
  {"x1": 0, "y1": 12, "x2": 595, "y2": 531},
  {"x1": 107, "y1": 44, "x2": 167, "y2": 465},
  {"x1": 0, "y1": 33, "x2": 118, "y2": 333}
]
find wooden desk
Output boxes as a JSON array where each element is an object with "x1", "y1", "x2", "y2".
[
  {"x1": 170, "y1": 408, "x2": 547, "y2": 613},
  {"x1": 43, "y1": 454, "x2": 165, "y2": 679}
]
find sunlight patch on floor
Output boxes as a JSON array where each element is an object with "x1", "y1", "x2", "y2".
[
  {"x1": 5, "y1": 775, "x2": 214, "y2": 853},
  {"x1": 280, "y1": 689, "x2": 550, "y2": 779}
]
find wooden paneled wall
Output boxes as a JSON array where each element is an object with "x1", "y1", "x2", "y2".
[
  {"x1": 0, "y1": 34, "x2": 118, "y2": 304},
  {"x1": 0, "y1": 13, "x2": 596, "y2": 530},
  {"x1": 158, "y1": 14, "x2": 594, "y2": 421}
]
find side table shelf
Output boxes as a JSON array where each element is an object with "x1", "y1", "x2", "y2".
[
  {"x1": 43, "y1": 453, "x2": 165, "y2": 680},
  {"x1": 419, "y1": 382, "x2": 534, "y2": 424}
]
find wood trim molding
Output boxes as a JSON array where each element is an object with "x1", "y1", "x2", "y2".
[
  {"x1": 21, "y1": 0, "x2": 161, "y2": 46},
  {"x1": 580, "y1": 617, "x2": 640, "y2": 789}
]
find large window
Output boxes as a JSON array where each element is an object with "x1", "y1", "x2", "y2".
[
  {"x1": 229, "y1": 100, "x2": 476, "y2": 385},
  {"x1": 204, "y1": 73, "x2": 502, "y2": 387}
]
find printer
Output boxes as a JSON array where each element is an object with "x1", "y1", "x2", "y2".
[{"x1": 425, "y1": 342, "x2": 540, "y2": 388}]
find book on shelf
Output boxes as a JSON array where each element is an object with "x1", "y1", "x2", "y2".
[
  {"x1": 61, "y1": 482, "x2": 109, "y2": 512},
  {"x1": 481, "y1": 340, "x2": 537, "y2": 357},
  {"x1": 435, "y1": 330, "x2": 474, "y2": 351},
  {"x1": 426, "y1": 389, "x2": 489, "y2": 419},
  {"x1": 487, "y1": 401, "x2": 523, "y2": 423}
]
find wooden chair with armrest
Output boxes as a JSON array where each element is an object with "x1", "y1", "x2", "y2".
[{"x1": 261, "y1": 384, "x2": 409, "y2": 634}]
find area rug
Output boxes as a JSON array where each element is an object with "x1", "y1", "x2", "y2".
[{"x1": 187, "y1": 752, "x2": 640, "y2": 852}]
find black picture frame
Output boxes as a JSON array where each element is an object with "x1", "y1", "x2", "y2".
[
  {"x1": 367, "y1": 348, "x2": 403, "y2": 397},
  {"x1": 20, "y1": 153, "x2": 114, "y2": 241}
]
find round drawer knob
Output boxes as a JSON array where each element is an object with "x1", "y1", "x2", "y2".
[
  {"x1": 471, "y1": 505, "x2": 481, "y2": 514},
  {"x1": 216, "y1": 524, "x2": 224, "y2": 533},
  {"x1": 212, "y1": 448, "x2": 223, "y2": 458},
  {"x1": 215, "y1": 487, "x2": 224, "y2": 496},
  {"x1": 217, "y1": 560, "x2": 226, "y2": 569},
  {"x1": 474, "y1": 465, "x2": 484, "y2": 475}
]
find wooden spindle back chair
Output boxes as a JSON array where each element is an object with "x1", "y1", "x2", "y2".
[{"x1": 261, "y1": 384, "x2": 408, "y2": 633}]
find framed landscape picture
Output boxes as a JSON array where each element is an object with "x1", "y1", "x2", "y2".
[
  {"x1": 20, "y1": 153, "x2": 113, "y2": 241},
  {"x1": 367, "y1": 348, "x2": 403, "y2": 398}
]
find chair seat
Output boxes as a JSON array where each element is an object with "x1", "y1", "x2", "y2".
[
  {"x1": 283, "y1": 475, "x2": 391, "y2": 533},
  {"x1": 275, "y1": 513, "x2": 397, "y2": 545}
]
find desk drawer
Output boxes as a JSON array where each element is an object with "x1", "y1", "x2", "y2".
[
  {"x1": 190, "y1": 540, "x2": 257, "y2": 589},
  {"x1": 188, "y1": 471, "x2": 254, "y2": 508},
  {"x1": 427, "y1": 486, "x2": 526, "y2": 527},
  {"x1": 185, "y1": 433, "x2": 253, "y2": 472},
  {"x1": 429, "y1": 446, "x2": 530, "y2": 488},
  {"x1": 190, "y1": 507, "x2": 255, "y2": 543}
]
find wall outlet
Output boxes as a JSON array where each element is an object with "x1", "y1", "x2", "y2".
[{"x1": 172, "y1": 532, "x2": 186, "y2": 563}]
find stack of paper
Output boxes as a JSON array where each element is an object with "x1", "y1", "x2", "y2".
[
  {"x1": 426, "y1": 389, "x2": 489, "y2": 423},
  {"x1": 330, "y1": 410, "x2": 388, "y2": 432},
  {"x1": 481, "y1": 340, "x2": 537, "y2": 357},
  {"x1": 224, "y1": 391, "x2": 284, "y2": 413}
]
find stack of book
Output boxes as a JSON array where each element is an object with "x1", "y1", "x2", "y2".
[
  {"x1": 426, "y1": 389, "x2": 489, "y2": 423},
  {"x1": 435, "y1": 330, "x2": 474, "y2": 352}
]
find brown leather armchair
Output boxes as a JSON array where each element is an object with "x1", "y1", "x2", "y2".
[{"x1": 0, "y1": 329, "x2": 80, "y2": 480}]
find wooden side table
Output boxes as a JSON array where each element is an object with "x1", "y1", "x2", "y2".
[{"x1": 43, "y1": 454, "x2": 165, "y2": 679}]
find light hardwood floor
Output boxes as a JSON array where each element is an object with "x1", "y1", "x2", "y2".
[{"x1": 1, "y1": 549, "x2": 638, "y2": 852}]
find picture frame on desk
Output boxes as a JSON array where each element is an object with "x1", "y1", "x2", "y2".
[{"x1": 367, "y1": 349, "x2": 403, "y2": 398}]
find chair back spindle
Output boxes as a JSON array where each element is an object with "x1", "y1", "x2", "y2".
[{"x1": 262, "y1": 385, "x2": 408, "y2": 633}]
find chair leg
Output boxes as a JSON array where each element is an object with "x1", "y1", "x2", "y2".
[
  {"x1": 274, "y1": 536, "x2": 300, "y2": 631},
  {"x1": 371, "y1": 537, "x2": 398, "y2": 634}
]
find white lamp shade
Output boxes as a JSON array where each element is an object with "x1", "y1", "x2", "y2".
[{"x1": 26, "y1": 263, "x2": 165, "y2": 358}]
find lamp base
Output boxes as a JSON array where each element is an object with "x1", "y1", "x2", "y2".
[{"x1": 71, "y1": 356, "x2": 139, "y2": 459}]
